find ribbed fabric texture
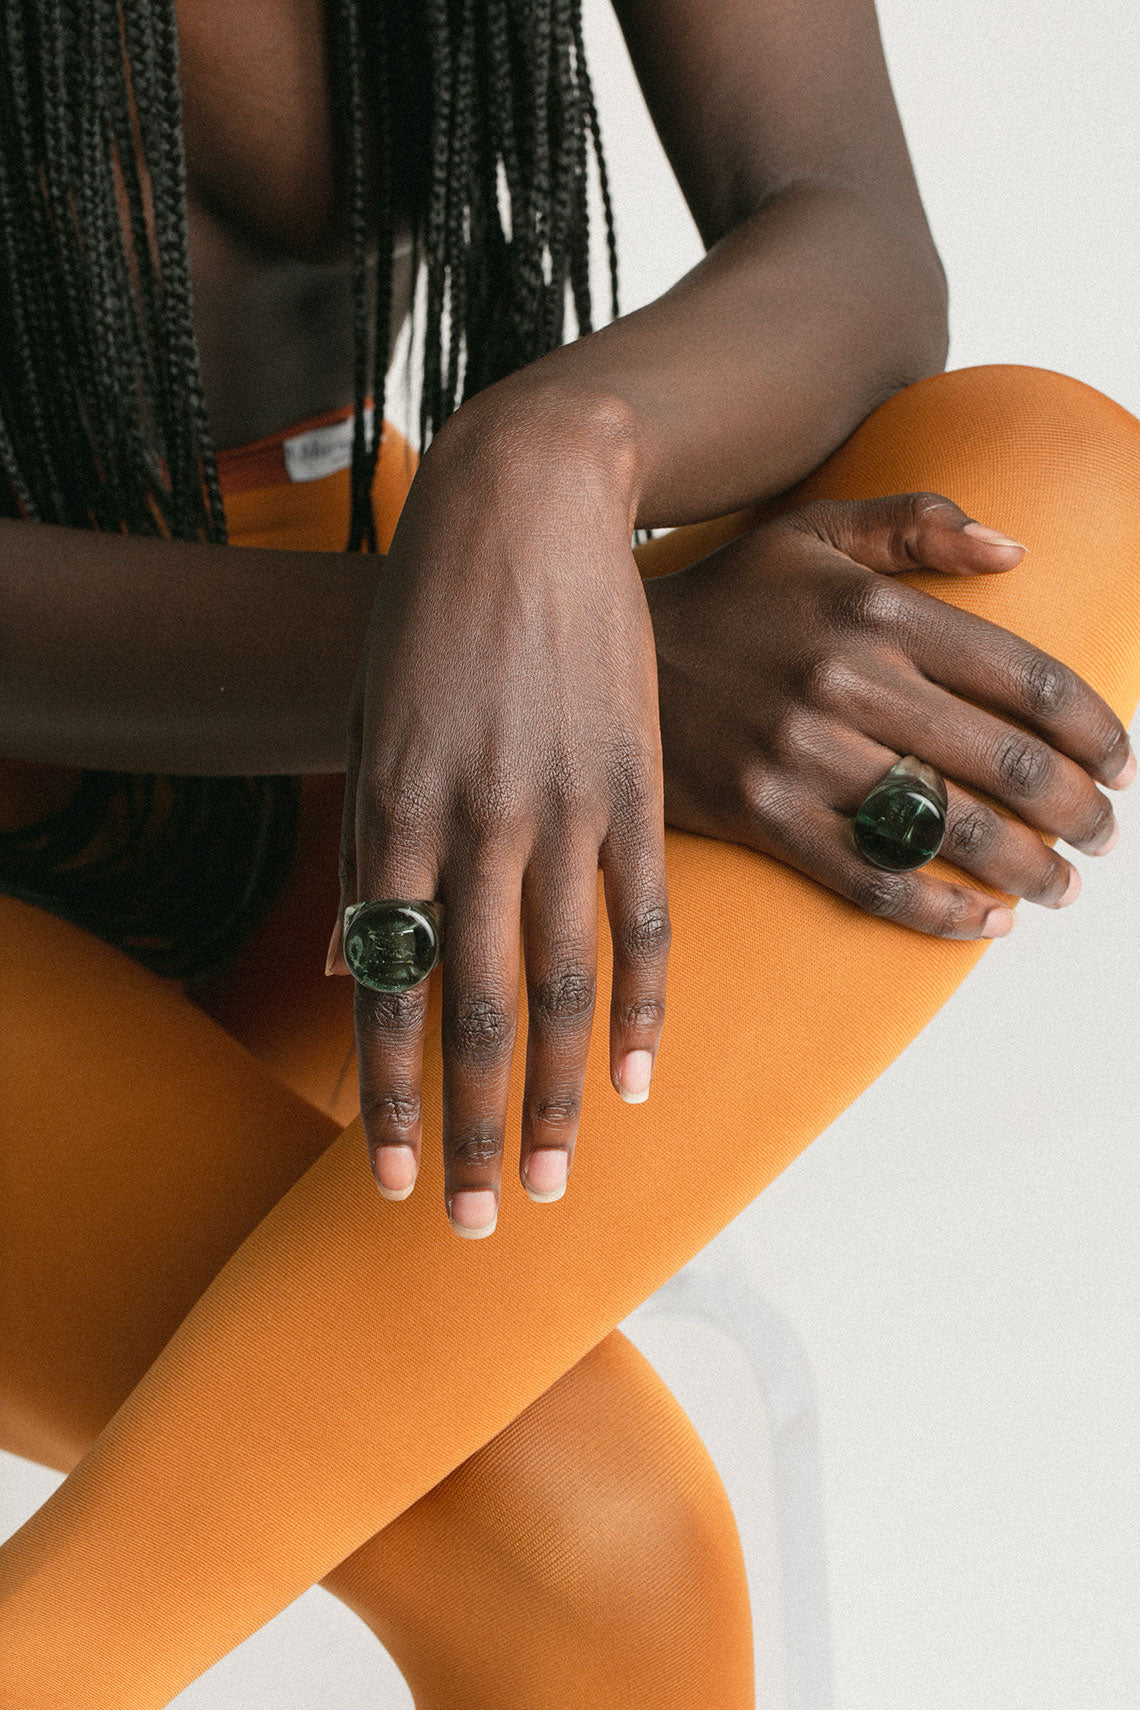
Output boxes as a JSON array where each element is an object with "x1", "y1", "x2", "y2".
[{"x1": 2, "y1": 366, "x2": 1139, "y2": 1707}]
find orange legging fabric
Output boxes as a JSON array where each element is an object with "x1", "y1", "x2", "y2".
[{"x1": 1, "y1": 365, "x2": 1139, "y2": 1709}]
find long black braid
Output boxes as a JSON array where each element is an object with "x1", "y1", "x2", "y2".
[{"x1": 0, "y1": 0, "x2": 617, "y2": 982}]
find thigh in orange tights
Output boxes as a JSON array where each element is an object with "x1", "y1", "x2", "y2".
[{"x1": 2, "y1": 365, "x2": 1139, "y2": 1708}]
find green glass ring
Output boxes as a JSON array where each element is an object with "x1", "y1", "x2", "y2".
[
  {"x1": 342, "y1": 899, "x2": 445, "y2": 993},
  {"x1": 852, "y1": 755, "x2": 949, "y2": 872}
]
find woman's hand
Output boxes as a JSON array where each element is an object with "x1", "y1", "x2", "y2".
[
  {"x1": 330, "y1": 394, "x2": 670, "y2": 1235},
  {"x1": 646, "y1": 493, "x2": 1134, "y2": 936}
]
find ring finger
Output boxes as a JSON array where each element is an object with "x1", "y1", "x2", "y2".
[
  {"x1": 438, "y1": 845, "x2": 526, "y2": 1238},
  {"x1": 829, "y1": 735, "x2": 1080, "y2": 908},
  {"x1": 518, "y1": 836, "x2": 600, "y2": 1203}
]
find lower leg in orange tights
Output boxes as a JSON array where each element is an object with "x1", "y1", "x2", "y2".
[
  {"x1": 0, "y1": 896, "x2": 752, "y2": 1708},
  {"x1": 2, "y1": 365, "x2": 1139, "y2": 1707}
]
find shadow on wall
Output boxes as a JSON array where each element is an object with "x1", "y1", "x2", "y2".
[{"x1": 624, "y1": 1229, "x2": 834, "y2": 1710}]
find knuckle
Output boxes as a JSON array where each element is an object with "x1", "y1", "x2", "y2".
[
  {"x1": 364, "y1": 767, "x2": 438, "y2": 842},
  {"x1": 888, "y1": 492, "x2": 951, "y2": 566},
  {"x1": 909, "y1": 489, "x2": 957, "y2": 521},
  {"x1": 1016, "y1": 652, "x2": 1073, "y2": 719},
  {"x1": 742, "y1": 766, "x2": 796, "y2": 829},
  {"x1": 851, "y1": 868, "x2": 911, "y2": 921},
  {"x1": 533, "y1": 961, "x2": 596, "y2": 1028},
  {"x1": 996, "y1": 732, "x2": 1053, "y2": 797},
  {"x1": 934, "y1": 886, "x2": 976, "y2": 938},
  {"x1": 1078, "y1": 792, "x2": 1114, "y2": 847},
  {"x1": 788, "y1": 496, "x2": 835, "y2": 544},
  {"x1": 356, "y1": 984, "x2": 428, "y2": 1036},
  {"x1": 445, "y1": 993, "x2": 516, "y2": 1063},
  {"x1": 361, "y1": 1090, "x2": 421, "y2": 1135},
  {"x1": 451, "y1": 1134, "x2": 504, "y2": 1168},
  {"x1": 545, "y1": 765, "x2": 595, "y2": 826},
  {"x1": 798, "y1": 650, "x2": 861, "y2": 713},
  {"x1": 1098, "y1": 720, "x2": 1130, "y2": 770},
  {"x1": 457, "y1": 769, "x2": 528, "y2": 843},
  {"x1": 767, "y1": 707, "x2": 818, "y2": 770},
  {"x1": 1029, "y1": 859, "x2": 1069, "y2": 905},
  {"x1": 530, "y1": 1091, "x2": 581, "y2": 1127},
  {"x1": 832, "y1": 575, "x2": 907, "y2": 638},
  {"x1": 620, "y1": 903, "x2": 672, "y2": 964},
  {"x1": 946, "y1": 805, "x2": 997, "y2": 860},
  {"x1": 616, "y1": 996, "x2": 667, "y2": 1030}
]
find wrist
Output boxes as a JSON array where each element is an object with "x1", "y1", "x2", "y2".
[{"x1": 424, "y1": 377, "x2": 646, "y2": 534}]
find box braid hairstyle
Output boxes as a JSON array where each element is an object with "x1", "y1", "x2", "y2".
[{"x1": 0, "y1": 0, "x2": 618, "y2": 983}]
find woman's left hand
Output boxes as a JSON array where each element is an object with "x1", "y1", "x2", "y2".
[
  {"x1": 643, "y1": 493, "x2": 1133, "y2": 935},
  {"x1": 331, "y1": 390, "x2": 671, "y2": 1232}
]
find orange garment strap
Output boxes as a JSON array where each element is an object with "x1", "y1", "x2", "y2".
[{"x1": 2, "y1": 366, "x2": 1139, "y2": 1707}]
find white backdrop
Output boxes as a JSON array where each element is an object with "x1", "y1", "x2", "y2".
[{"x1": 3, "y1": 4, "x2": 1138, "y2": 1707}]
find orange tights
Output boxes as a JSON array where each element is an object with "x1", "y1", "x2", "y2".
[{"x1": 2, "y1": 366, "x2": 1139, "y2": 1708}]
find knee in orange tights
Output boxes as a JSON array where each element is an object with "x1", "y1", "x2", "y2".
[{"x1": 322, "y1": 1330, "x2": 754, "y2": 1710}]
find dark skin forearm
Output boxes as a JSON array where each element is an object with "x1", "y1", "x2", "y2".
[
  {"x1": 2, "y1": 184, "x2": 940, "y2": 775},
  {"x1": 451, "y1": 0, "x2": 948, "y2": 527},
  {"x1": 472, "y1": 177, "x2": 947, "y2": 529},
  {"x1": 0, "y1": 519, "x2": 378, "y2": 773},
  {"x1": 3, "y1": 0, "x2": 944, "y2": 776}
]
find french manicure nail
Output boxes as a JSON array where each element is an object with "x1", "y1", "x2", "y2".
[
  {"x1": 963, "y1": 522, "x2": 1027, "y2": 551},
  {"x1": 373, "y1": 1145, "x2": 417, "y2": 1199},
  {"x1": 449, "y1": 1190, "x2": 498, "y2": 1238},
  {"x1": 981, "y1": 906, "x2": 1015, "y2": 938},
  {"x1": 1052, "y1": 866, "x2": 1081, "y2": 908},
  {"x1": 1107, "y1": 751, "x2": 1135, "y2": 790},
  {"x1": 325, "y1": 917, "x2": 343, "y2": 976},
  {"x1": 617, "y1": 1049, "x2": 653, "y2": 1104},
  {"x1": 524, "y1": 1149, "x2": 569, "y2": 1202},
  {"x1": 1090, "y1": 822, "x2": 1119, "y2": 856}
]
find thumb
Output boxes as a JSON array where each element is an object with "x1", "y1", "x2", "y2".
[{"x1": 796, "y1": 492, "x2": 1027, "y2": 577}]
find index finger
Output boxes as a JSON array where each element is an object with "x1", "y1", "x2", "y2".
[
  {"x1": 352, "y1": 821, "x2": 442, "y2": 1201},
  {"x1": 907, "y1": 596, "x2": 1133, "y2": 786}
]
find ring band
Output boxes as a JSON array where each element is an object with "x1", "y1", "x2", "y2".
[
  {"x1": 853, "y1": 755, "x2": 948, "y2": 872},
  {"x1": 343, "y1": 899, "x2": 445, "y2": 992}
]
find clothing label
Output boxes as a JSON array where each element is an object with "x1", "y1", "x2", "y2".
[{"x1": 283, "y1": 406, "x2": 375, "y2": 483}]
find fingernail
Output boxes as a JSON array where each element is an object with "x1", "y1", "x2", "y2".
[
  {"x1": 617, "y1": 1049, "x2": 653, "y2": 1103},
  {"x1": 325, "y1": 917, "x2": 343, "y2": 976},
  {"x1": 373, "y1": 1145, "x2": 417, "y2": 1199},
  {"x1": 1052, "y1": 866, "x2": 1081, "y2": 908},
  {"x1": 1107, "y1": 751, "x2": 1135, "y2": 790},
  {"x1": 981, "y1": 906, "x2": 1015, "y2": 938},
  {"x1": 1090, "y1": 821, "x2": 1119, "y2": 856},
  {"x1": 524, "y1": 1149, "x2": 568, "y2": 1202},
  {"x1": 449, "y1": 1190, "x2": 498, "y2": 1238},
  {"x1": 963, "y1": 522, "x2": 1026, "y2": 551}
]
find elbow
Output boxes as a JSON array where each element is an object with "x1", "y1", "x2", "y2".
[{"x1": 888, "y1": 241, "x2": 950, "y2": 386}]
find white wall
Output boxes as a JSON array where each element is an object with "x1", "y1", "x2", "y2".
[
  {"x1": 585, "y1": 1, "x2": 1140, "y2": 1706},
  {"x1": 3, "y1": 5, "x2": 1137, "y2": 1707}
]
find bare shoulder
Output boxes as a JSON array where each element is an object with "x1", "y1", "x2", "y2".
[{"x1": 609, "y1": 0, "x2": 918, "y2": 239}]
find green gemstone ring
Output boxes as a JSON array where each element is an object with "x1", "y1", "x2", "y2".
[
  {"x1": 853, "y1": 755, "x2": 948, "y2": 872},
  {"x1": 342, "y1": 899, "x2": 445, "y2": 993}
]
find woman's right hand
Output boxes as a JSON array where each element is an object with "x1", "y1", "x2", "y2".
[{"x1": 645, "y1": 492, "x2": 1134, "y2": 938}]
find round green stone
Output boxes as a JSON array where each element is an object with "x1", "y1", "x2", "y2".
[
  {"x1": 343, "y1": 902, "x2": 442, "y2": 992},
  {"x1": 853, "y1": 780, "x2": 946, "y2": 871}
]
